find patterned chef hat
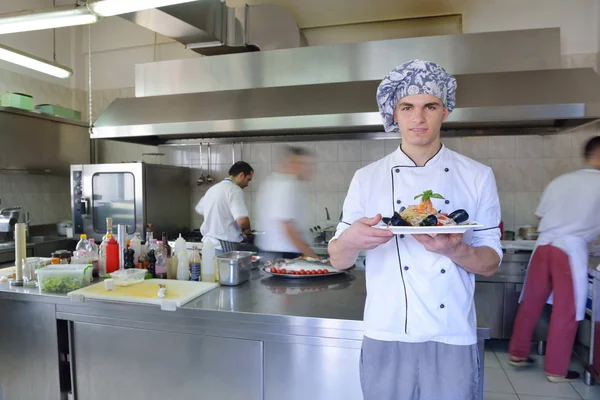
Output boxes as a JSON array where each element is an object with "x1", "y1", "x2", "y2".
[{"x1": 376, "y1": 59, "x2": 457, "y2": 132}]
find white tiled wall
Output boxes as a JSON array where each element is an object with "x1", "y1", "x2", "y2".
[{"x1": 0, "y1": 174, "x2": 71, "y2": 226}]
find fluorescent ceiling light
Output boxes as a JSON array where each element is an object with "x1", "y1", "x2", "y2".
[
  {"x1": 0, "y1": 6, "x2": 99, "y2": 35},
  {"x1": 0, "y1": 44, "x2": 72, "y2": 78},
  {"x1": 89, "y1": 0, "x2": 198, "y2": 17}
]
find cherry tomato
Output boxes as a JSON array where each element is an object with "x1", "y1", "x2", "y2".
[
  {"x1": 279, "y1": 268, "x2": 287, "y2": 274},
  {"x1": 270, "y1": 267, "x2": 277, "y2": 273},
  {"x1": 436, "y1": 222, "x2": 443, "y2": 226},
  {"x1": 300, "y1": 269, "x2": 306, "y2": 275}
]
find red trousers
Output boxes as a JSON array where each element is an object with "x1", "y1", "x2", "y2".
[{"x1": 508, "y1": 244, "x2": 578, "y2": 376}]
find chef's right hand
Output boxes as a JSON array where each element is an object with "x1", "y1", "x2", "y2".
[{"x1": 339, "y1": 214, "x2": 395, "y2": 250}]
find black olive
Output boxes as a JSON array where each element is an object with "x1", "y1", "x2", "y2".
[
  {"x1": 382, "y1": 217, "x2": 391, "y2": 225},
  {"x1": 448, "y1": 209, "x2": 469, "y2": 224},
  {"x1": 420, "y1": 215, "x2": 438, "y2": 226},
  {"x1": 390, "y1": 212, "x2": 411, "y2": 226},
  {"x1": 399, "y1": 206, "x2": 406, "y2": 213}
]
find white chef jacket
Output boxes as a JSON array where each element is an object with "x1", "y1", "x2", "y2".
[
  {"x1": 520, "y1": 168, "x2": 600, "y2": 321},
  {"x1": 255, "y1": 172, "x2": 312, "y2": 253},
  {"x1": 196, "y1": 178, "x2": 249, "y2": 250},
  {"x1": 333, "y1": 145, "x2": 502, "y2": 345}
]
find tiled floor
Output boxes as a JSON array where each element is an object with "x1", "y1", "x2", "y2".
[{"x1": 484, "y1": 340, "x2": 600, "y2": 400}]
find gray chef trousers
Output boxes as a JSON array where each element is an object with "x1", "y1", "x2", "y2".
[{"x1": 360, "y1": 336, "x2": 480, "y2": 400}]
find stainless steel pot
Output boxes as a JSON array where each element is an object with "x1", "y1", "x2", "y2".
[{"x1": 216, "y1": 251, "x2": 253, "y2": 286}]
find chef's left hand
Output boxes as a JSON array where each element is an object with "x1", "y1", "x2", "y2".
[{"x1": 412, "y1": 233, "x2": 463, "y2": 255}]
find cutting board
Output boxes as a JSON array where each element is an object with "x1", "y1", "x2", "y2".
[{"x1": 68, "y1": 279, "x2": 218, "y2": 310}]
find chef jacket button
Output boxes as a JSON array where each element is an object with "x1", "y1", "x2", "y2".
[
  {"x1": 444, "y1": 168, "x2": 449, "y2": 172},
  {"x1": 445, "y1": 200, "x2": 450, "y2": 204},
  {"x1": 404, "y1": 266, "x2": 409, "y2": 271},
  {"x1": 396, "y1": 200, "x2": 401, "y2": 204},
  {"x1": 395, "y1": 168, "x2": 400, "y2": 173},
  {"x1": 441, "y1": 269, "x2": 446, "y2": 274},
  {"x1": 440, "y1": 304, "x2": 445, "y2": 309},
  {"x1": 399, "y1": 234, "x2": 405, "y2": 239}
]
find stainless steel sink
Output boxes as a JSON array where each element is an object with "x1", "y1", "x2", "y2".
[{"x1": 27, "y1": 236, "x2": 67, "y2": 244}]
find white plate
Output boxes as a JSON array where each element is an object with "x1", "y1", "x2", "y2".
[
  {"x1": 262, "y1": 266, "x2": 345, "y2": 279},
  {"x1": 376, "y1": 222, "x2": 484, "y2": 235}
]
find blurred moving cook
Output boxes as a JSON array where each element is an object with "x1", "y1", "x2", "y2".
[
  {"x1": 195, "y1": 161, "x2": 254, "y2": 254},
  {"x1": 255, "y1": 146, "x2": 320, "y2": 260},
  {"x1": 508, "y1": 136, "x2": 600, "y2": 383},
  {"x1": 328, "y1": 59, "x2": 502, "y2": 400}
]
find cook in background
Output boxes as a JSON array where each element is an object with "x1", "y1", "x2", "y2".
[
  {"x1": 255, "y1": 146, "x2": 320, "y2": 261},
  {"x1": 328, "y1": 59, "x2": 502, "y2": 400},
  {"x1": 195, "y1": 161, "x2": 254, "y2": 255},
  {"x1": 508, "y1": 136, "x2": 600, "y2": 383}
]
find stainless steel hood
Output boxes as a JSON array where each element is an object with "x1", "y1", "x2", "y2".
[
  {"x1": 92, "y1": 28, "x2": 600, "y2": 144},
  {"x1": 119, "y1": 0, "x2": 305, "y2": 56}
]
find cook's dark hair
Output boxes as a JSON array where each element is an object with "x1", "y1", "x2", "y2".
[
  {"x1": 286, "y1": 146, "x2": 314, "y2": 157},
  {"x1": 584, "y1": 136, "x2": 600, "y2": 159},
  {"x1": 229, "y1": 161, "x2": 254, "y2": 177}
]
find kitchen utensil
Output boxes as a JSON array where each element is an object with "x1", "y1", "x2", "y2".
[
  {"x1": 68, "y1": 279, "x2": 218, "y2": 309},
  {"x1": 216, "y1": 251, "x2": 253, "y2": 286},
  {"x1": 518, "y1": 225, "x2": 539, "y2": 240},
  {"x1": 196, "y1": 143, "x2": 206, "y2": 185},
  {"x1": 377, "y1": 221, "x2": 484, "y2": 235},
  {"x1": 323, "y1": 226, "x2": 336, "y2": 243},
  {"x1": 56, "y1": 221, "x2": 72, "y2": 236},
  {"x1": 117, "y1": 224, "x2": 127, "y2": 270},
  {"x1": 206, "y1": 144, "x2": 214, "y2": 184},
  {"x1": 109, "y1": 269, "x2": 147, "y2": 286}
]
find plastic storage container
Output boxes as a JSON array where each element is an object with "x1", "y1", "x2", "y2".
[
  {"x1": 37, "y1": 264, "x2": 93, "y2": 293},
  {"x1": 109, "y1": 269, "x2": 147, "y2": 286}
]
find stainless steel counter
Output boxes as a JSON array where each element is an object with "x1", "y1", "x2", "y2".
[{"x1": 0, "y1": 269, "x2": 491, "y2": 400}]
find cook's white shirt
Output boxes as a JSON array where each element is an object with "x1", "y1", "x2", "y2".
[
  {"x1": 255, "y1": 172, "x2": 312, "y2": 253},
  {"x1": 536, "y1": 168, "x2": 600, "y2": 243},
  {"x1": 333, "y1": 145, "x2": 502, "y2": 345},
  {"x1": 196, "y1": 178, "x2": 249, "y2": 250}
]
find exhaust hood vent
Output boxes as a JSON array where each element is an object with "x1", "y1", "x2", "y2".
[
  {"x1": 119, "y1": 0, "x2": 305, "y2": 56},
  {"x1": 92, "y1": 28, "x2": 600, "y2": 144}
]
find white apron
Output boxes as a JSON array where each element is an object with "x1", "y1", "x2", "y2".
[{"x1": 519, "y1": 233, "x2": 589, "y2": 321}]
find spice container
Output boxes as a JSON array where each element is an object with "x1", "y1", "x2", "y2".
[{"x1": 51, "y1": 250, "x2": 71, "y2": 264}]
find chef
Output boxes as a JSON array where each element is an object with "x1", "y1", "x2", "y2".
[
  {"x1": 328, "y1": 59, "x2": 502, "y2": 400},
  {"x1": 255, "y1": 146, "x2": 320, "y2": 260},
  {"x1": 195, "y1": 161, "x2": 254, "y2": 254},
  {"x1": 508, "y1": 136, "x2": 600, "y2": 383}
]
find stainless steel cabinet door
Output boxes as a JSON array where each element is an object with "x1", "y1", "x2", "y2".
[
  {"x1": 73, "y1": 322, "x2": 263, "y2": 400},
  {"x1": 0, "y1": 300, "x2": 61, "y2": 400},
  {"x1": 475, "y1": 282, "x2": 505, "y2": 339},
  {"x1": 264, "y1": 341, "x2": 362, "y2": 400}
]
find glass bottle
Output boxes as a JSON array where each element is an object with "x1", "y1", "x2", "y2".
[
  {"x1": 102, "y1": 217, "x2": 114, "y2": 243},
  {"x1": 124, "y1": 240, "x2": 135, "y2": 269},
  {"x1": 154, "y1": 240, "x2": 167, "y2": 279},
  {"x1": 189, "y1": 246, "x2": 201, "y2": 281}
]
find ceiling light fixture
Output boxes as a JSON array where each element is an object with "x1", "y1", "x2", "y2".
[
  {"x1": 88, "y1": 0, "x2": 198, "y2": 17},
  {"x1": 0, "y1": 43, "x2": 72, "y2": 78},
  {"x1": 0, "y1": 6, "x2": 99, "y2": 35}
]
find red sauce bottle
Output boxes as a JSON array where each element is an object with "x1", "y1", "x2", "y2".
[{"x1": 105, "y1": 234, "x2": 120, "y2": 273}]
